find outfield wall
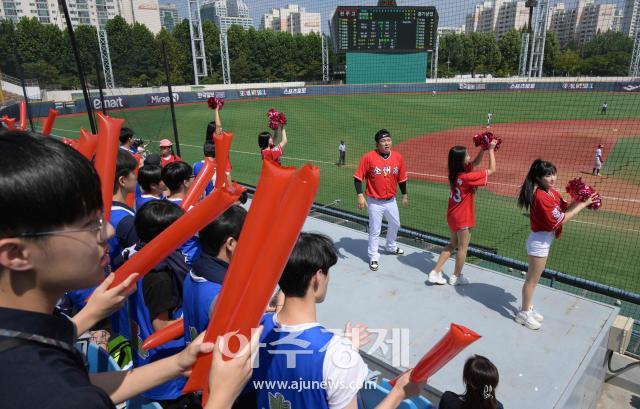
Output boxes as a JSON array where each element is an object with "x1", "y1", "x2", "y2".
[{"x1": 3, "y1": 79, "x2": 640, "y2": 119}]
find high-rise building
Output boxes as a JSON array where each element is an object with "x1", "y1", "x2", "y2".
[
  {"x1": 159, "y1": 3, "x2": 179, "y2": 31},
  {"x1": 261, "y1": 4, "x2": 320, "y2": 34},
  {"x1": 576, "y1": 2, "x2": 616, "y2": 44},
  {"x1": 494, "y1": 1, "x2": 529, "y2": 39},
  {"x1": 200, "y1": 0, "x2": 252, "y2": 32},
  {"x1": 465, "y1": 0, "x2": 527, "y2": 39},
  {"x1": 0, "y1": 0, "x2": 118, "y2": 29},
  {"x1": 621, "y1": 0, "x2": 639, "y2": 38},
  {"x1": 119, "y1": 0, "x2": 162, "y2": 34}
]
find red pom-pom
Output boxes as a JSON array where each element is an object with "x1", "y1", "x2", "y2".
[
  {"x1": 267, "y1": 108, "x2": 286, "y2": 130},
  {"x1": 207, "y1": 97, "x2": 224, "y2": 110},
  {"x1": 472, "y1": 131, "x2": 502, "y2": 151},
  {"x1": 566, "y1": 178, "x2": 602, "y2": 210}
]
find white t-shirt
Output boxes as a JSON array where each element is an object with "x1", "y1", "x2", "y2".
[
  {"x1": 595, "y1": 148, "x2": 602, "y2": 161},
  {"x1": 274, "y1": 317, "x2": 369, "y2": 409},
  {"x1": 339, "y1": 143, "x2": 346, "y2": 152}
]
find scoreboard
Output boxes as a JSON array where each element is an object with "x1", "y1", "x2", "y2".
[{"x1": 331, "y1": 6, "x2": 438, "y2": 52}]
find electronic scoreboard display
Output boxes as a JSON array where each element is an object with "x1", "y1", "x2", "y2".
[{"x1": 331, "y1": 6, "x2": 438, "y2": 52}]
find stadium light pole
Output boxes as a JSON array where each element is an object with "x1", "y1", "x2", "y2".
[
  {"x1": 58, "y1": 0, "x2": 96, "y2": 133},
  {"x1": 161, "y1": 41, "x2": 181, "y2": 157}
]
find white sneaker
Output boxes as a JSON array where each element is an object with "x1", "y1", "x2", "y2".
[
  {"x1": 448, "y1": 274, "x2": 469, "y2": 286},
  {"x1": 428, "y1": 270, "x2": 446, "y2": 285},
  {"x1": 529, "y1": 306, "x2": 544, "y2": 323},
  {"x1": 515, "y1": 309, "x2": 542, "y2": 330}
]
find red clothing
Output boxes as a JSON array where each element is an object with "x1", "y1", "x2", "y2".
[
  {"x1": 160, "y1": 154, "x2": 181, "y2": 167},
  {"x1": 447, "y1": 168, "x2": 488, "y2": 232},
  {"x1": 261, "y1": 145, "x2": 284, "y2": 164},
  {"x1": 354, "y1": 150, "x2": 407, "y2": 200},
  {"x1": 530, "y1": 187, "x2": 569, "y2": 238}
]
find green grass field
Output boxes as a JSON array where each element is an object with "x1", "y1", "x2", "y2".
[{"x1": 50, "y1": 91, "x2": 640, "y2": 294}]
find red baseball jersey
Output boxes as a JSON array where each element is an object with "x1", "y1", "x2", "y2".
[
  {"x1": 530, "y1": 187, "x2": 569, "y2": 238},
  {"x1": 160, "y1": 154, "x2": 181, "y2": 167},
  {"x1": 261, "y1": 145, "x2": 283, "y2": 164},
  {"x1": 447, "y1": 168, "x2": 488, "y2": 232},
  {"x1": 354, "y1": 150, "x2": 407, "y2": 200}
]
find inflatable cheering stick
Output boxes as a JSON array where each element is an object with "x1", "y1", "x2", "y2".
[
  {"x1": 184, "y1": 160, "x2": 304, "y2": 398},
  {"x1": 93, "y1": 113, "x2": 124, "y2": 223},
  {"x1": 74, "y1": 129, "x2": 99, "y2": 160},
  {"x1": 41, "y1": 109, "x2": 58, "y2": 136},
  {"x1": 213, "y1": 131, "x2": 233, "y2": 189},
  {"x1": 140, "y1": 159, "x2": 295, "y2": 351},
  {"x1": 182, "y1": 157, "x2": 216, "y2": 210},
  {"x1": 1, "y1": 115, "x2": 16, "y2": 130},
  {"x1": 107, "y1": 184, "x2": 244, "y2": 290},
  {"x1": 390, "y1": 323, "x2": 481, "y2": 386},
  {"x1": 18, "y1": 101, "x2": 27, "y2": 130},
  {"x1": 142, "y1": 320, "x2": 184, "y2": 350}
]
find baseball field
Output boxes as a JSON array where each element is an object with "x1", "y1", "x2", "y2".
[{"x1": 49, "y1": 90, "x2": 640, "y2": 295}]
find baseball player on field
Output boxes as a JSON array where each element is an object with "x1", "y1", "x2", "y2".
[{"x1": 354, "y1": 129, "x2": 408, "y2": 271}]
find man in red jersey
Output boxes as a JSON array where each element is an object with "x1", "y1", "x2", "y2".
[{"x1": 354, "y1": 129, "x2": 408, "y2": 271}]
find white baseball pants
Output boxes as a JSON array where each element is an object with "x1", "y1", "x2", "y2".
[{"x1": 367, "y1": 197, "x2": 400, "y2": 262}]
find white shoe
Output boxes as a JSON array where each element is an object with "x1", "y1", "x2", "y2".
[
  {"x1": 515, "y1": 309, "x2": 542, "y2": 330},
  {"x1": 448, "y1": 274, "x2": 469, "y2": 286},
  {"x1": 428, "y1": 270, "x2": 446, "y2": 285},
  {"x1": 529, "y1": 306, "x2": 544, "y2": 323}
]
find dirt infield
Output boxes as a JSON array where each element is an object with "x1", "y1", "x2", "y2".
[{"x1": 395, "y1": 119, "x2": 640, "y2": 217}]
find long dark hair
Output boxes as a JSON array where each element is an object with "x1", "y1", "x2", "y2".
[
  {"x1": 462, "y1": 355, "x2": 499, "y2": 409},
  {"x1": 517, "y1": 159, "x2": 557, "y2": 210},
  {"x1": 448, "y1": 146, "x2": 468, "y2": 189},
  {"x1": 258, "y1": 131, "x2": 272, "y2": 150}
]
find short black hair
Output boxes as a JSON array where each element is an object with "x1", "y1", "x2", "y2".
[
  {"x1": 144, "y1": 153, "x2": 161, "y2": 167},
  {"x1": 114, "y1": 150, "x2": 138, "y2": 193},
  {"x1": 137, "y1": 164, "x2": 162, "y2": 192},
  {"x1": 135, "y1": 200, "x2": 184, "y2": 243},
  {"x1": 199, "y1": 205, "x2": 247, "y2": 256},
  {"x1": 205, "y1": 121, "x2": 216, "y2": 142},
  {"x1": 119, "y1": 127, "x2": 134, "y2": 145},
  {"x1": 161, "y1": 161, "x2": 192, "y2": 192},
  {"x1": 278, "y1": 233, "x2": 338, "y2": 298},
  {"x1": 0, "y1": 131, "x2": 102, "y2": 237},
  {"x1": 203, "y1": 140, "x2": 216, "y2": 158},
  {"x1": 258, "y1": 132, "x2": 271, "y2": 149}
]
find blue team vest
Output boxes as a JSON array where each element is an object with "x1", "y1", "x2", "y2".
[
  {"x1": 135, "y1": 194, "x2": 163, "y2": 211},
  {"x1": 164, "y1": 198, "x2": 201, "y2": 266},
  {"x1": 193, "y1": 160, "x2": 214, "y2": 196},
  {"x1": 130, "y1": 258, "x2": 187, "y2": 400},
  {"x1": 253, "y1": 313, "x2": 334, "y2": 409},
  {"x1": 108, "y1": 202, "x2": 135, "y2": 262},
  {"x1": 182, "y1": 253, "x2": 228, "y2": 344}
]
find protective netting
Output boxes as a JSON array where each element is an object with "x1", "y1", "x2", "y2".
[{"x1": 1, "y1": 0, "x2": 639, "y2": 353}]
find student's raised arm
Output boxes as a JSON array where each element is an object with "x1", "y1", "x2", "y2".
[{"x1": 278, "y1": 126, "x2": 288, "y2": 149}]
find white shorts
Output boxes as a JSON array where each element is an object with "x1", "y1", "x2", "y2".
[
  {"x1": 594, "y1": 160, "x2": 602, "y2": 169},
  {"x1": 526, "y1": 231, "x2": 555, "y2": 257}
]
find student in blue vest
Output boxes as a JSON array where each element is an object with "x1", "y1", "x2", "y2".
[
  {"x1": 136, "y1": 164, "x2": 166, "y2": 210},
  {"x1": 193, "y1": 140, "x2": 217, "y2": 197},
  {"x1": 119, "y1": 127, "x2": 138, "y2": 155},
  {"x1": 0, "y1": 130, "x2": 258, "y2": 409},
  {"x1": 67, "y1": 149, "x2": 139, "y2": 345},
  {"x1": 252, "y1": 232, "x2": 428, "y2": 409},
  {"x1": 120, "y1": 200, "x2": 195, "y2": 408},
  {"x1": 183, "y1": 205, "x2": 247, "y2": 344},
  {"x1": 161, "y1": 161, "x2": 200, "y2": 265},
  {"x1": 161, "y1": 161, "x2": 193, "y2": 207}
]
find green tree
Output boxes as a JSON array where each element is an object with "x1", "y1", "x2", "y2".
[
  {"x1": 498, "y1": 29, "x2": 522, "y2": 76},
  {"x1": 106, "y1": 16, "x2": 134, "y2": 87},
  {"x1": 555, "y1": 50, "x2": 582, "y2": 76},
  {"x1": 171, "y1": 19, "x2": 195, "y2": 84},
  {"x1": 201, "y1": 21, "x2": 221, "y2": 83},
  {"x1": 543, "y1": 31, "x2": 560, "y2": 75}
]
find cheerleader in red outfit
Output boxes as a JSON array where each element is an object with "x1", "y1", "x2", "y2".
[
  {"x1": 428, "y1": 140, "x2": 497, "y2": 286},
  {"x1": 515, "y1": 159, "x2": 597, "y2": 330}
]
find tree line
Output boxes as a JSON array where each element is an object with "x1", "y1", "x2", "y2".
[
  {"x1": 0, "y1": 16, "x2": 634, "y2": 90},
  {"x1": 437, "y1": 29, "x2": 634, "y2": 78},
  {"x1": 0, "y1": 16, "x2": 324, "y2": 90}
]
